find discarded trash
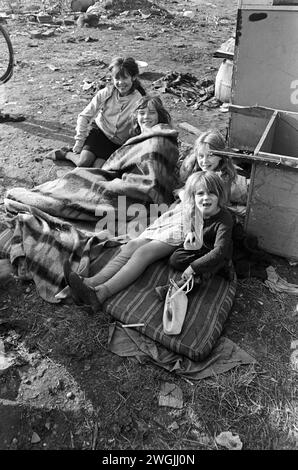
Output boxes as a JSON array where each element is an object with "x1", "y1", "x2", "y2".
[
  {"x1": 158, "y1": 382, "x2": 183, "y2": 409},
  {"x1": 82, "y1": 80, "x2": 95, "y2": 91},
  {"x1": 290, "y1": 340, "x2": 298, "y2": 372},
  {"x1": 46, "y1": 64, "x2": 60, "y2": 71},
  {"x1": 0, "y1": 339, "x2": 15, "y2": 374},
  {"x1": 134, "y1": 35, "x2": 146, "y2": 41},
  {"x1": 215, "y1": 431, "x2": 243, "y2": 450},
  {"x1": 37, "y1": 13, "x2": 53, "y2": 24},
  {"x1": 265, "y1": 266, "x2": 298, "y2": 294},
  {"x1": 135, "y1": 60, "x2": 148, "y2": 75},
  {"x1": 77, "y1": 12, "x2": 99, "y2": 28},
  {"x1": 85, "y1": 36, "x2": 98, "y2": 42},
  {"x1": 168, "y1": 421, "x2": 179, "y2": 431},
  {"x1": 183, "y1": 11, "x2": 195, "y2": 19},
  {"x1": 152, "y1": 72, "x2": 215, "y2": 107},
  {"x1": 31, "y1": 432, "x2": 41, "y2": 444},
  {"x1": 29, "y1": 30, "x2": 43, "y2": 39}
]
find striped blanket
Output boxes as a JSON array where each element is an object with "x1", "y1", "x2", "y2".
[
  {"x1": 86, "y1": 241, "x2": 237, "y2": 362},
  {"x1": 3, "y1": 125, "x2": 179, "y2": 301}
]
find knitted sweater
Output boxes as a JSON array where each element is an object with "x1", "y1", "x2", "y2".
[{"x1": 190, "y1": 208, "x2": 233, "y2": 273}]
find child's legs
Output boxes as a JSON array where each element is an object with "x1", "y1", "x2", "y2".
[
  {"x1": 102, "y1": 240, "x2": 176, "y2": 297},
  {"x1": 83, "y1": 125, "x2": 120, "y2": 162},
  {"x1": 65, "y1": 149, "x2": 96, "y2": 167},
  {"x1": 86, "y1": 238, "x2": 150, "y2": 288}
]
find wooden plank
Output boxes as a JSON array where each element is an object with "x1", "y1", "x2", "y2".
[
  {"x1": 213, "y1": 51, "x2": 234, "y2": 60},
  {"x1": 254, "y1": 110, "x2": 278, "y2": 154},
  {"x1": 178, "y1": 122, "x2": 201, "y2": 136},
  {"x1": 212, "y1": 149, "x2": 298, "y2": 167}
]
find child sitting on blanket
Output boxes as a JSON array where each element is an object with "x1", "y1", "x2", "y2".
[
  {"x1": 179, "y1": 129, "x2": 249, "y2": 216},
  {"x1": 52, "y1": 57, "x2": 146, "y2": 168},
  {"x1": 65, "y1": 171, "x2": 234, "y2": 313}
]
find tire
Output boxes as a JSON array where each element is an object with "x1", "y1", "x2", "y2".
[{"x1": 0, "y1": 24, "x2": 14, "y2": 84}]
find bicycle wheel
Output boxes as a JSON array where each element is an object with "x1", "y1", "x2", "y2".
[{"x1": 0, "y1": 24, "x2": 14, "y2": 84}]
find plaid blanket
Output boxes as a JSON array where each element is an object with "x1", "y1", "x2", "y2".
[
  {"x1": 3, "y1": 125, "x2": 179, "y2": 301},
  {"x1": 5, "y1": 125, "x2": 179, "y2": 230}
]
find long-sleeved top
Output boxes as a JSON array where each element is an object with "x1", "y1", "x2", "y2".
[
  {"x1": 190, "y1": 208, "x2": 233, "y2": 273},
  {"x1": 74, "y1": 86, "x2": 143, "y2": 146}
]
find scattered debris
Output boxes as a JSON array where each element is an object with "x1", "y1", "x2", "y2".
[
  {"x1": 152, "y1": 72, "x2": 216, "y2": 108},
  {"x1": 168, "y1": 421, "x2": 179, "y2": 431},
  {"x1": 158, "y1": 382, "x2": 183, "y2": 409},
  {"x1": 37, "y1": 13, "x2": 53, "y2": 24},
  {"x1": 0, "y1": 339, "x2": 16, "y2": 374},
  {"x1": 290, "y1": 340, "x2": 298, "y2": 371},
  {"x1": 46, "y1": 64, "x2": 60, "y2": 71},
  {"x1": 183, "y1": 11, "x2": 195, "y2": 19},
  {"x1": 215, "y1": 431, "x2": 243, "y2": 450},
  {"x1": 77, "y1": 12, "x2": 99, "y2": 28},
  {"x1": 265, "y1": 266, "x2": 298, "y2": 294},
  {"x1": 31, "y1": 432, "x2": 41, "y2": 444},
  {"x1": 76, "y1": 58, "x2": 107, "y2": 68},
  {"x1": 85, "y1": 36, "x2": 98, "y2": 42}
]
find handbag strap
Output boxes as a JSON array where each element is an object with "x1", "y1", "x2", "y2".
[{"x1": 169, "y1": 275, "x2": 194, "y2": 300}]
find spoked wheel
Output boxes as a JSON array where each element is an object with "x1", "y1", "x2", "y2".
[{"x1": 0, "y1": 24, "x2": 14, "y2": 84}]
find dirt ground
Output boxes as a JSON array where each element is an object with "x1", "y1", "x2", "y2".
[{"x1": 0, "y1": 0, "x2": 297, "y2": 454}]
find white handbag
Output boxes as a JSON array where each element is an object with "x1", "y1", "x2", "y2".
[{"x1": 163, "y1": 276, "x2": 194, "y2": 336}]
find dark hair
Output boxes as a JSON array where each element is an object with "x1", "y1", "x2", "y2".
[
  {"x1": 108, "y1": 56, "x2": 146, "y2": 96},
  {"x1": 130, "y1": 96, "x2": 172, "y2": 135},
  {"x1": 179, "y1": 129, "x2": 237, "y2": 185}
]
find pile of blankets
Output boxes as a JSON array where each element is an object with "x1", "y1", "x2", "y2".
[{"x1": 4, "y1": 125, "x2": 179, "y2": 302}]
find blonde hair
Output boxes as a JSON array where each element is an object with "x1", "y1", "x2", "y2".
[
  {"x1": 179, "y1": 129, "x2": 236, "y2": 185},
  {"x1": 183, "y1": 171, "x2": 228, "y2": 226}
]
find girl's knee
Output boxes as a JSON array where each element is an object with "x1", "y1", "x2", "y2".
[
  {"x1": 123, "y1": 238, "x2": 148, "y2": 254},
  {"x1": 169, "y1": 251, "x2": 188, "y2": 271},
  {"x1": 77, "y1": 150, "x2": 95, "y2": 167}
]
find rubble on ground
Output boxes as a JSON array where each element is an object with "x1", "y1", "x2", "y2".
[{"x1": 152, "y1": 71, "x2": 217, "y2": 108}]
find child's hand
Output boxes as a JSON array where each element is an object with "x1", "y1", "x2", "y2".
[
  {"x1": 183, "y1": 232, "x2": 201, "y2": 250},
  {"x1": 184, "y1": 231, "x2": 196, "y2": 245},
  {"x1": 181, "y1": 265, "x2": 195, "y2": 281},
  {"x1": 73, "y1": 141, "x2": 83, "y2": 154}
]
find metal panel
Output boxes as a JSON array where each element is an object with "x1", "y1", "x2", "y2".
[
  {"x1": 245, "y1": 164, "x2": 298, "y2": 259},
  {"x1": 232, "y1": 8, "x2": 298, "y2": 112}
]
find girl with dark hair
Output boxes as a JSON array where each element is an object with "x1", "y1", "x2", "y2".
[
  {"x1": 54, "y1": 56, "x2": 146, "y2": 167},
  {"x1": 130, "y1": 96, "x2": 172, "y2": 136}
]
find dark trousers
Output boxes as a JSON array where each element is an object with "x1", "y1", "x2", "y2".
[
  {"x1": 169, "y1": 246, "x2": 231, "y2": 281},
  {"x1": 83, "y1": 124, "x2": 121, "y2": 160}
]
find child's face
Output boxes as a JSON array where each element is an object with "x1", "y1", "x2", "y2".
[
  {"x1": 137, "y1": 103, "x2": 159, "y2": 132},
  {"x1": 197, "y1": 143, "x2": 222, "y2": 171},
  {"x1": 112, "y1": 70, "x2": 134, "y2": 96},
  {"x1": 195, "y1": 185, "x2": 220, "y2": 218}
]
